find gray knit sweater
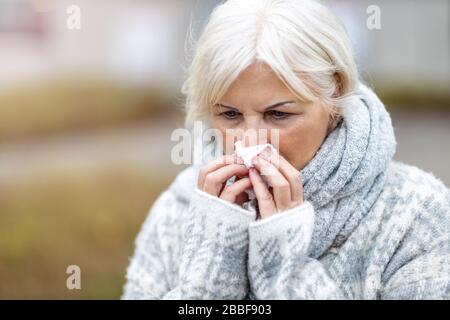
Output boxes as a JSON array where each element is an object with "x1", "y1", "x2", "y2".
[
  {"x1": 121, "y1": 160, "x2": 450, "y2": 299},
  {"x1": 121, "y1": 84, "x2": 450, "y2": 299}
]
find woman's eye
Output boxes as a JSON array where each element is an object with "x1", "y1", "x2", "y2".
[
  {"x1": 266, "y1": 110, "x2": 290, "y2": 119},
  {"x1": 221, "y1": 111, "x2": 241, "y2": 119}
]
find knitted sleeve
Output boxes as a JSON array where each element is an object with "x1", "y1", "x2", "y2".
[
  {"x1": 121, "y1": 188, "x2": 256, "y2": 300},
  {"x1": 247, "y1": 201, "x2": 344, "y2": 299}
]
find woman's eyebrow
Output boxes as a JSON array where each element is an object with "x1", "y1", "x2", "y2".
[
  {"x1": 214, "y1": 101, "x2": 296, "y2": 111},
  {"x1": 214, "y1": 103, "x2": 239, "y2": 111},
  {"x1": 264, "y1": 101, "x2": 296, "y2": 111}
]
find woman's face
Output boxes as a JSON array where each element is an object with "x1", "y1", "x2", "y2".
[{"x1": 210, "y1": 62, "x2": 331, "y2": 170}]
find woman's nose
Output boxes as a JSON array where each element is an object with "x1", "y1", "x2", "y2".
[{"x1": 240, "y1": 117, "x2": 268, "y2": 147}]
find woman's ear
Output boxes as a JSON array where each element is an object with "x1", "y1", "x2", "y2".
[
  {"x1": 325, "y1": 72, "x2": 345, "y2": 135},
  {"x1": 327, "y1": 106, "x2": 342, "y2": 135},
  {"x1": 333, "y1": 72, "x2": 344, "y2": 97}
]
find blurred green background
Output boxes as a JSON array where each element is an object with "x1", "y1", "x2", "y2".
[{"x1": 0, "y1": 0, "x2": 449, "y2": 299}]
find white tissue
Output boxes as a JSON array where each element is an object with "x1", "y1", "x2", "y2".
[
  {"x1": 234, "y1": 140, "x2": 277, "y2": 214},
  {"x1": 234, "y1": 140, "x2": 277, "y2": 168}
]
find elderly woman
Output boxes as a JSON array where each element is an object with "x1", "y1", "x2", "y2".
[{"x1": 122, "y1": 0, "x2": 450, "y2": 299}]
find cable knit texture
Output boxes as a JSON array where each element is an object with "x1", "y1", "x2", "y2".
[{"x1": 122, "y1": 83, "x2": 450, "y2": 300}]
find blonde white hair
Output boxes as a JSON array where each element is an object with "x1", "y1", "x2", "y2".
[{"x1": 181, "y1": 0, "x2": 359, "y2": 129}]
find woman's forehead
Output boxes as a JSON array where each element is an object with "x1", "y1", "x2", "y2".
[{"x1": 220, "y1": 64, "x2": 296, "y2": 105}]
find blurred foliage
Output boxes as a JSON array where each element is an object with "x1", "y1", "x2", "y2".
[
  {"x1": 0, "y1": 165, "x2": 177, "y2": 299},
  {"x1": 0, "y1": 76, "x2": 183, "y2": 299},
  {"x1": 0, "y1": 77, "x2": 179, "y2": 142}
]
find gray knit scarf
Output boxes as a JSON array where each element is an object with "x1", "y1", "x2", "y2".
[
  {"x1": 190, "y1": 82, "x2": 397, "y2": 259},
  {"x1": 300, "y1": 83, "x2": 397, "y2": 258}
]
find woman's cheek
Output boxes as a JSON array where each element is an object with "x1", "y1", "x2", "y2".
[
  {"x1": 274, "y1": 131, "x2": 297, "y2": 163},
  {"x1": 277, "y1": 126, "x2": 313, "y2": 170}
]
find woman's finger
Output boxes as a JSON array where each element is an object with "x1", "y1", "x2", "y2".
[
  {"x1": 252, "y1": 156, "x2": 291, "y2": 211},
  {"x1": 259, "y1": 149, "x2": 303, "y2": 202},
  {"x1": 219, "y1": 177, "x2": 252, "y2": 203},
  {"x1": 249, "y1": 167, "x2": 276, "y2": 218},
  {"x1": 197, "y1": 154, "x2": 243, "y2": 189},
  {"x1": 231, "y1": 175, "x2": 251, "y2": 205},
  {"x1": 203, "y1": 164, "x2": 249, "y2": 196}
]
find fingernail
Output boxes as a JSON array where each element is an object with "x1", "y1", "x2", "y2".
[
  {"x1": 257, "y1": 155, "x2": 268, "y2": 164},
  {"x1": 259, "y1": 149, "x2": 270, "y2": 160}
]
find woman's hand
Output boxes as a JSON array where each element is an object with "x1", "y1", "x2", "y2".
[
  {"x1": 197, "y1": 154, "x2": 252, "y2": 205},
  {"x1": 249, "y1": 150, "x2": 304, "y2": 219}
]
